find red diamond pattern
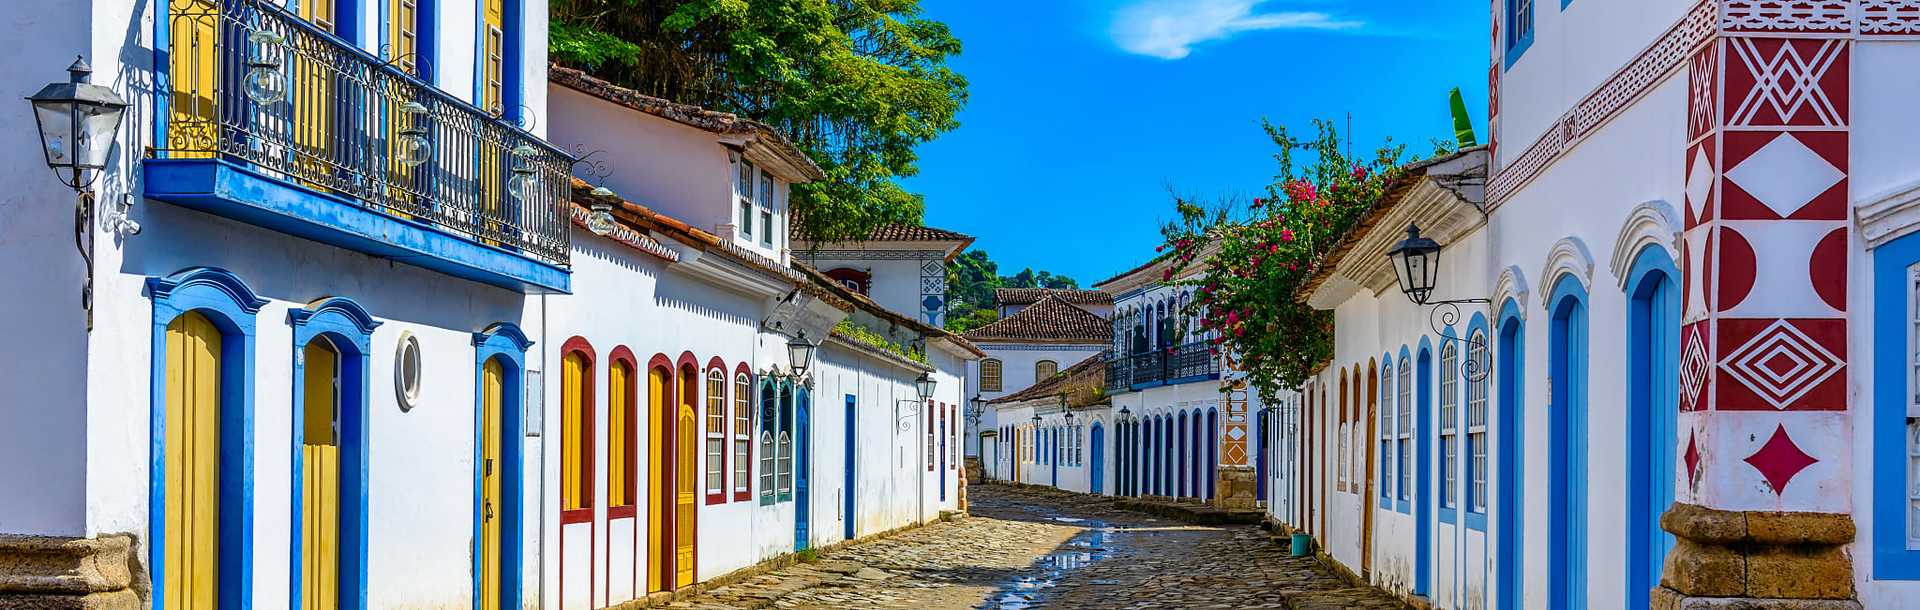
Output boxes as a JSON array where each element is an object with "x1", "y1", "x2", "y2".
[
  {"x1": 1719, "y1": 319, "x2": 1842, "y2": 409},
  {"x1": 1680, "y1": 325, "x2": 1710, "y2": 411},
  {"x1": 1744, "y1": 424, "x2": 1817, "y2": 495},
  {"x1": 1684, "y1": 431, "x2": 1702, "y2": 489}
]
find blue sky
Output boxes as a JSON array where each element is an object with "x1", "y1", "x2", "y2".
[{"x1": 906, "y1": 0, "x2": 1490, "y2": 285}]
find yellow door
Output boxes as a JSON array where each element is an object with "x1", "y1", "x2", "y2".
[
  {"x1": 479, "y1": 359, "x2": 504, "y2": 610},
  {"x1": 301, "y1": 339, "x2": 341, "y2": 610},
  {"x1": 163, "y1": 312, "x2": 220, "y2": 610},
  {"x1": 675, "y1": 379, "x2": 697, "y2": 588},
  {"x1": 561, "y1": 353, "x2": 585, "y2": 511},
  {"x1": 167, "y1": 0, "x2": 219, "y2": 157},
  {"x1": 646, "y1": 368, "x2": 668, "y2": 593},
  {"x1": 610, "y1": 362, "x2": 632, "y2": 508}
]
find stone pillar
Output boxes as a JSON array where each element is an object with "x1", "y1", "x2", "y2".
[
  {"x1": 1664, "y1": 1, "x2": 1856, "y2": 607},
  {"x1": 0, "y1": 534, "x2": 139, "y2": 609},
  {"x1": 1215, "y1": 380, "x2": 1254, "y2": 509}
]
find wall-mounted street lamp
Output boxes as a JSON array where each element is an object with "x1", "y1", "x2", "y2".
[
  {"x1": 1117, "y1": 405, "x2": 1131, "y2": 424},
  {"x1": 790, "y1": 331, "x2": 818, "y2": 378},
  {"x1": 1386, "y1": 223, "x2": 1490, "y2": 381},
  {"x1": 914, "y1": 371, "x2": 936, "y2": 401},
  {"x1": 28, "y1": 56, "x2": 129, "y2": 331}
]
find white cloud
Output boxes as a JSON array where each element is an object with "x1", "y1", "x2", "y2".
[{"x1": 1109, "y1": 0, "x2": 1364, "y2": 59}]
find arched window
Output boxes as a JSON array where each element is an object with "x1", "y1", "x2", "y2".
[
  {"x1": 1035, "y1": 360, "x2": 1058, "y2": 380},
  {"x1": 759, "y1": 379, "x2": 776, "y2": 505},
  {"x1": 1398, "y1": 354, "x2": 1413, "y2": 505},
  {"x1": 560, "y1": 343, "x2": 594, "y2": 515},
  {"x1": 1440, "y1": 342, "x2": 1460, "y2": 511},
  {"x1": 733, "y1": 370, "x2": 752, "y2": 501},
  {"x1": 981, "y1": 359, "x2": 1003, "y2": 392},
  {"x1": 705, "y1": 366, "x2": 727, "y2": 503},
  {"x1": 1468, "y1": 330, "x2": 1490, "y2": 513},
  {"x1": 823, "y1": 267, "x2": 872, "y2": 294},
  {"x1": 609, "y1": 351, "x2": 637, "y2": 512},
  {"x1": 1381, "y1": 359, "x2": 1394, "y2": 505},
  {"x1": 777, "y1": 382, "x2": 794, "y2": 501}
]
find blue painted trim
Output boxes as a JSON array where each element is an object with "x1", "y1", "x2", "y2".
[
  {"x1": 503, "y1": 0, "x2": 525, "y2": 123},
  {"x1": 1547, "y1": 276, "x2": 1589, "y2": 610},
  {"x1": 145, "y1": 267, "x2": 266, "y2": 610},
  {"x1": 1438, "y1": 326, "x2": 1459, "y2": 526},
  {"x1": 1874, "y1": 231, "x2": 1920, "y2": 579},
  {"x1": 1495, "y1": 299, "x2": 1525, "y2": 610},
  {"x1": 844, "y1": 395, "x2": 856, "y2": 541},
  {"x1": 1464, "y1": 312, "x2": 1491, "y2": 531},
  {"x1": 796, "y1": 387, "x2": 812, "y2": 549},
  {"x1": 1381, "y1": 354, "x2": 1395, "y2": 510},
  {"x1": 1091, "y1": 422, "x2": 1106, "y2": 495},
  {"x1": 779, "y1": 380, "x2": 795, "y2": 503},
  {"x1": 471, "y1": 323, "x2": 531, "y2": 610},
  {"x1": 287, "y1": 298, "x2": 380, "y2": 610},
  {"x1": 418, "y1": 0, "x2": 438, "y2": 84},
  {"x1": 1415, "y1": 338, "x2": 1435, "y2": 595},
  {"x1": 143, "y1": 159, "x2": 570, "y2": 294},
  {"x1": 1206, "y1": 408, "x2": 1218, "y2": 500},
  {"x1": 1503, "y1": 0, "x2": 1535, "y2": 68},
  {"x1": 1625, "y1": 245, "x2": 1680, "y2": 608}
]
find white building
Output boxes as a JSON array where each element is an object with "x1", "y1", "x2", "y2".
[
  {"x1": 983, "y1": 354, "x2": 1112, "y2": 493},
  {"x1": 0, "y1": 5, "x2": 971, "y2": 608},
  {"x1": 1268, "y1": 0, "x2": 1920, "y2": 608},
  {"x1": 962, "y1": 290, "x2": 1113, "y2": 478}
]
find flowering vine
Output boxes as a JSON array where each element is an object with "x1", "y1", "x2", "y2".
[{"x1": 1157, "y1": 119, "x2": 1419, "y2": 397}]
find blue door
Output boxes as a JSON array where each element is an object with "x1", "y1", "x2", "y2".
[
  {"x1": 939, "y1": 412, "x2": 948, "y2": 501},
  {"x1": 795, "y1": 389, "x2": 811, "y2": 551},
  {"x1": 843, "y1": 395, "x2": 856, "y2": 542},
  {"x1": 1625, "y1": 248, "x2": 1678, "y2": 610},
  {"x1": 1050, "y1": 427, "x2": 1058, "y2": 487},
  {"x1": 1416, "y1": 347, "x2": 1435, "y2": 596},
  {"x1": 1090, "y1": 423, "x2": 1105, "y2": 494}
]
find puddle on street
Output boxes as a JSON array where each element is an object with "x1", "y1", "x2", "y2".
[{"x1": 980, "y1": 518, "x2": 1117, "y2": 609}]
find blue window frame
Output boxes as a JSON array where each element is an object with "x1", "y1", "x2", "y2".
[
  {"x1": 1626, "y1": 245, "x2": 1680, "y2": 607},
  {"x1": 1440, "y1": 329, "x2": 1460, "y2": 525},
  {"x1": 471, "y1": 323, "x2": 531, "y2": 610},
  {"x1": 1495, "y1": 301, "x2": 1526, "y2": 610},
  {"x1": 146, "y1": 267, "x2": 267, "y2": 610},
  {"x1": 1873, "y1": 231, "x2": 1920, "y2": 579},
  {"x1": 1505, "y1": 0, "x2": 1535, "y2": 68},
  {"x1": 287, "y1": 297, "x2": 381, "y2": 610},
  {"x1": 1465, "y1": 313, "x2": 1491, "y2": 531},
  {"x1": 1397, "y1": 349, "x2": 1413, "y2": 514},
  {"x1": 1381, "y1": 359, "x2": 1394, "y2": 509}
]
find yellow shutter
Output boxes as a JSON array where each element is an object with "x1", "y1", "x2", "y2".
[
  {"x1": 479, "y1": 359, "x2": 504, "y2": 610},
  {"x1": 301, "y1": 339, "x2": 340, "y2": 610},
  {"x1": 610, "y1": 362, "x2": 632, "y2": 507},
  {"x1": 163, "y1": 312, "x2": 220, "y2": 610},
  {"x1": 646, "y1": 367, "x2": 668, "y2": 593},
  {"x1": 561, "y1": 352, "x2": 584, "y2": 511},
  {"x1": 167, "y1": 0, "x2": 220, "y2": 158}
]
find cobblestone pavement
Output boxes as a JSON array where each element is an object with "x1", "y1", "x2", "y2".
[{"x1": 665, "y1": 485, "x2": 1407, "y2": 609}]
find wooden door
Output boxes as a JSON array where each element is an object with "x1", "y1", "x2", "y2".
[
  {"x1": 301, "y1": 339, "x2": 342, "y2": 610},
  {"x1": 1361, "y1": 366, "x2": 1377, "y2": 577},
  {"x1": 163, "y1": 312, "x2": 221, "y2": 610},
  {"x1": 674, "y1": 375, "x2": 698, "y2": 588},
  {"x1": 646, "y1": 367, "x2": 669, "y2": 593},
  {"x1": 479, "y1": 359, "x2": 505, "y2": 610}
]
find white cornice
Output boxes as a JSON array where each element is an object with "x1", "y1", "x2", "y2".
[
  {"x1": 1856, "y1": 177, "x2": 1920, "y2": 249},
  {"x1": 1608, "y1": 200, "x2": 1682, "y2": 289},
  {"x1": 1492, "y1": 265, "x2": 1530, "y2": 322}
]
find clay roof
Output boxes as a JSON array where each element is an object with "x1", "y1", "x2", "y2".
[
  {"x1": 790, "y1": 262, "x2": 987, "y2": 359},
  {"x1": 988, "y1": 353, "x2": 1109, "y2": 406},
  {"x1": 995, "y1": 288, "x2": 1112, "y2": 307},
  {"x1": 549, "y1": 65, "x2": 824, "y2": 181},
  {"x1": 1293, "y1": 146, "x2": 1487, "y2": 303},
  {"x1": 866, "y1": 223, "x2": 973, "y2": 242},
  {"x1": 962, "y1": 295, "x2": 1112, "y2": 344}
]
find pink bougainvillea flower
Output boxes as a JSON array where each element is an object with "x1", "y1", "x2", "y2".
[
  {"x1": 1268, "y1": 244, "x2": 1280, "y2": 254},
  {"x1": 1162, "y1": 269, "x2": 1173, "y2": 281},
  {"x1": 1156, "y1": 244, "x2": 1165, "y2": 252},
  {"x1": 1351, "y1": 164, "x2": 1368, "y2": 180},
  {"x1": 1280, "y1": 229, "x2": 1295, "y2": 242}
]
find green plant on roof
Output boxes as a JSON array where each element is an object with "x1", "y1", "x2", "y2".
[{"x1": 834, "y1": 320, "x2": 928, "y2": 365}]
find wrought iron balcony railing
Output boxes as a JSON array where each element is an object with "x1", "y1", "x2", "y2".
[
  {"x1": 159, "y1": 0, "x2": 572, "y2": 266},
  {"x1": 1105, "y1": 341, "x2": 1219, "y2": 392}
]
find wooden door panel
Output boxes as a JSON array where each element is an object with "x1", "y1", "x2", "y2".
[{"x1": 164, "y1": 312, "x2": 221, "y2": 610}]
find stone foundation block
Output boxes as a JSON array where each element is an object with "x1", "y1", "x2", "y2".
[
  {"x1": 0, "y1": 534, "x2": 138, "y2": 610},
  {"x1": 1657, "y1": 503, "x2": 1857, "y2": 606}
]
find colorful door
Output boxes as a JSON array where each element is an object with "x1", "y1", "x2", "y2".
[
  {"x1": 1090, "y1": 424, "x2": 1105, "y2": 495},
  {"x1": 647, "y1": 367, "x2": 670, "y2": 593},
  {"x1": 166, "y1": 0, "x2": 219, "y2": 158},
  {"x1": 794, "y1": 389, "x2": 811, "y2": 550},
  {"x1": 302, "y1": 338, "x2": 341, "y2": 610},
  {"x1": 1362, "y1": 366, "x2": 1377, "y2": 577},
  {"x1": 675, "y1": 371, "x2": 698, "y2": 588},
  {"x1": 294, "y1": 0, "x2": 336, "y2": 183},
  {"x1": 163, "y1": 312, "x2": 221, "y2": 610},
  {"x1": 479, "y1": 358, "x2": 505, "y2": 610},
  {"x1": 939, "y1": 408, "x2": 948, "y2": 500},
  {"x1": 843, "y1": 395, "x2": 857, "y2": 541}
]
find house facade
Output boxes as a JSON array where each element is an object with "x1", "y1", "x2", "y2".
[
  {"x1": 963, "y1": 290, "x2": 1113, "y2": 482},
  {"x1": 0, "y1": 5, "x2": 970, "y2": 609},
  {"x1": 1267, "y1": 0, "x2": 1920, "y2": 608}
]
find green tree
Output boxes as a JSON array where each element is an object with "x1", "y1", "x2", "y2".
[
  {"x1": 550, "y1": 0, "x2": 969, "y2": 242},
  {"x1": 941, "y1": 250, "x2": 1082, "y2": 332}
]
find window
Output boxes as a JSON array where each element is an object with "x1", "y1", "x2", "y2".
[
  {"x1": 981, "y1": 359, "x2": 1003, "y2": 392},
  {"x1": 733, "y1": 372, "x2": 752, "y2": 500},
  {"x1": 1505, "y1": 0, "x2": 1535, "y2": 65},
  {"x1": 1036, "y1": 360, "x2": 1059, "y2": 380},
  {"x1": 389, "y1": 0, "x2": 420, "y2": 76},
  {"x1": 950, "y1": 404, "x2": 959, "y2": 467},
  {"x1": 777, "y1": 383, "x2": 794, "y2": 501},
  {"x1": 824, "y1": 268, "x2": 872, "y2": 295},
  {"x1": 738, "y1": 162, "x2": 755, "y2": 240},
  {"x1": 561, "y1": 350, "x2": 590, "y2": 513},
  {"x1": 1910, "y1": 421, "x2": 1919, "y2": 549},
  {"x1": 1441, "y1": 343, "x2": 1459, "y2": 509},
  {"x1": 1382, "y1": 362, "x2": 1394, "y2": 504},
  {"x1": 759, "y1": 380, "x2": 776, "y2": 504},
  {"x1": 705, "y1": 368, "x2": 726, "y2": 502},
  {"x1": 1468, "y1": 331, "x2": 1490, "y2": 513},
  {"x1": 1337, "y1": 422, "x2": 1349, "y2": 490},
  {"x1": 482, "y1": 0, "x2": 504, "y2": 114},
  {"x1": 926, "y1": 400, "x2": 936, "y2": 471},
  {"x1": 759, "y1": 174, "x2": 775, "y2": 248},
  {"x1": 1398, "y1": 355, "x2": 1412, "y2": 503},
  {"x1": 610, "y1": 358, "x2": 635, "y2": 509}
]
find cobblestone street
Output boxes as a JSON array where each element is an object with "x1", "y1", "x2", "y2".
[{"x1": 666, "y1": 485, "x2": 1406, "y2": 609}]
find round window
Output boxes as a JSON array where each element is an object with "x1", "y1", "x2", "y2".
[{"x1": 395, "y1": 332, "x2": 422, "y2": 411}]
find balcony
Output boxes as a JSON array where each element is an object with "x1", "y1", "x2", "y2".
[
  {"x1": 145, "y1": 0, "x2": 572, "y2": 292},
  {"x1": 1105, "y1": 341, "x2": 1220, "y2": 393}
]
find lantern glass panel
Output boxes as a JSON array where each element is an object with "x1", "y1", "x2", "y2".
[
  {"x1": 76, "y1": 102, "x2": 124, "y2": 169},
  {"x1": 32, "y1": 100, "x2": 76, "y2": 168}
]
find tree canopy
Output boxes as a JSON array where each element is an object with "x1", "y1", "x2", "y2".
[
  {"x1": 550, "y1": 0, "x2": 969, "y2": 242},
  {"x1": 943, "y1": 249, "x2": 1081, "y2": 332}
]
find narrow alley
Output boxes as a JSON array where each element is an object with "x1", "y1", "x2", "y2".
[{"x1": 665, "y1": 485, "x2": 1405, "y2": 609}]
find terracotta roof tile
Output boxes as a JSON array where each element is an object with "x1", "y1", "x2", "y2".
[
  {"x1": 549, "y1": 65, "x2": 824, "y2": 181},
  {"x1": 866, "y1": 223, "x2": 973, "y2": 242},
  {"x1": 994, "y1": 288, "x2": 1112, "y2": 307},
  {"x1": 962, "y1": 295, "x2": 1112, "y2": 344},
  {"x1": 988, "y1": 353, "x2": 1108, "y2": 405}
]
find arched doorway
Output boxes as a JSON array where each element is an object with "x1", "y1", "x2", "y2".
[
  {"x1": 1090, "y1": 423, "x2": 1106, "y2": 494},
  {"x1": 1625, "y1": 247, "x2": 1679, "y2": 610}
]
